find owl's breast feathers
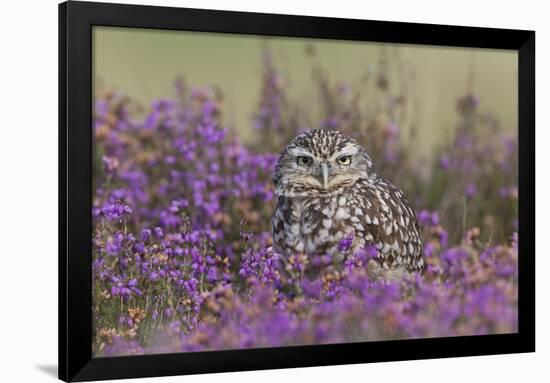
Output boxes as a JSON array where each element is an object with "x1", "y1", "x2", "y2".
[{"x1": 272, "y1": 177, "x2": 425, "y2": 277}]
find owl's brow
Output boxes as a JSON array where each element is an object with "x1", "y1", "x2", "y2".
[
  {"x1": 328, "y1": 144, "x2": 360, "y2": 160},
  {"x1": 287, "y1": 147, "x2": 314, "y2": 158}
]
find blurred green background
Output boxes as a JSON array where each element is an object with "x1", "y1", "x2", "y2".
[{"x1": 92, "y1": 26, "x2": 517, "y2": 158}]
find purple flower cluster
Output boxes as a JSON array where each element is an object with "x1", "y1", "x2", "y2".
[{"x1": 92, "y1": 57, "x2": 518, "y2": 356}]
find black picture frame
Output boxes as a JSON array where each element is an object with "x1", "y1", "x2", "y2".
[{"x1": 59, "y1": 1, "x2": 535, "y2": 381}]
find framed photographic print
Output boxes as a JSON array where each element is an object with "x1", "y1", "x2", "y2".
[{"x1": 59, "y1": 1, "x2": 535, "y2": 381}]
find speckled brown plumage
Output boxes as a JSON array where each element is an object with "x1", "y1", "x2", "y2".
[{"x1": 272, "y1": 129, "x2": 424, "y2": 280}]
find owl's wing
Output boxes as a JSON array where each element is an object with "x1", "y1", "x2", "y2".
[
  {"x1": 272, "y1": 196, "x2": 290, "y2": 255},
  {"x1": 355, "y1": 179, "x2": 424, "y2": 271}
]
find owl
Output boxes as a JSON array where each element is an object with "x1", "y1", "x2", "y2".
[{"x1": 272, "y1": 129, "x2": 424, "y2": 280}]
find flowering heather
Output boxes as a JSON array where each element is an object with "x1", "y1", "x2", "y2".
[{"x1": 92, "y1": 55, "x2": 518, "y2": 356}]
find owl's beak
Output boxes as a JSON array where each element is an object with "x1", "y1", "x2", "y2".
[{"x1": 320, "y1": 163, "x2": 330, "y2": 189}]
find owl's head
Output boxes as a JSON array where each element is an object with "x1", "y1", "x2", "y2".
[{"x1": 274, "y1": 129, "x2": 375, "y2": 197}]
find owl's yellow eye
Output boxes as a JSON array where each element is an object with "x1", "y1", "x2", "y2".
[
  {"x1": 337, "y1": 155, "x2": 352, "y2": 165},
  {"x1": 297, "y1": 156, "x2": 312, "y2": 166}
]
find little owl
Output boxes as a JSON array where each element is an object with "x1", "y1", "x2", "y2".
[{"x1": 272, "y1": 129, "x2": 424, "y2": 280}]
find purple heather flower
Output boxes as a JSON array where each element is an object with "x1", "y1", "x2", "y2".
[
  {"x1": 105, "y1": 240, "x2": 121, "y2": 256},
  {"x1": 102, "y1": 155, "x2": 119, "y2": 172},
  {"x1": 164, "y1": 155, "x2": 177, "y2": 165},
  {"x1": 364, "y1": 244, "x2": 378, "y2": 259},
  {"x1": 386, "y1": 122, "x2": 399, "y2": 137},
  {"x1": 153, "y1": 227, "x2": 164, "y2": 239},
  {"x1": 338, "y1": 235, "x2": 354, "y2": 252},
  {"x1": 465, "y1": 183, "x2": 477, "y2": 198},
  {"x1": 95, "y1": 99, "x2": 110, "y2": 116},
  {"x1": 424, "y1": 242, "x2": 436, "y2": 258},
  {"x1": 149, "y1": 272, "x2": 159, "y2": 281},
  {"x1": 140, "y1": 229, "x2": 151, "y2": 242},
  {"x1": 418, "y1": 210, "x2": 439, "y2": 226},
  {"x1": 134, "y1": 243, "x2": 145, "y2": 254},
  {"x1": 418, "y1": 210, "x2": 431, "y2": 224},
  {"x1": 439, "y1": 154, "x2": 451, "y2": 169}
]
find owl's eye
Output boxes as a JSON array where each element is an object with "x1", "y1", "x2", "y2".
[
  {"x1": 337, "y1": 155, "x2": 352, "y2": 165},
  {"x1": 296, "y1": 156, "x2": 312, "y2": 166}
]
